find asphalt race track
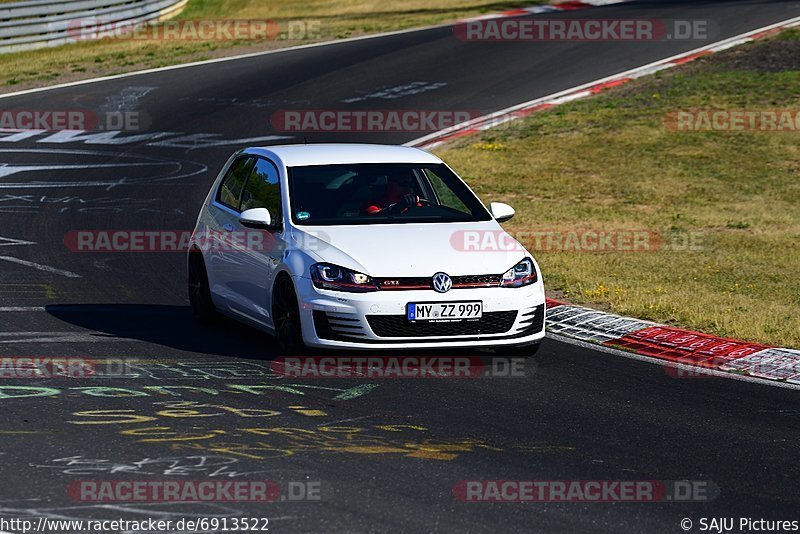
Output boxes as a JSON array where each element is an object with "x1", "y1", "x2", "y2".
[{"x1": 1, "y1": 1, "x2": 800, "y2": 531}]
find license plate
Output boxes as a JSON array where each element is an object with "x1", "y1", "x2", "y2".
[{"x1": 407, "y1": 301, "x2": 482, "y2": 322}]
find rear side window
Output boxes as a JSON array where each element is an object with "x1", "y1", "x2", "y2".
[
  {"x1": 240, "y1": 158, "x2": 283, "y2": 228},
  {"x1": 217, "y1": 156, "x2": 255, "y2": 210}
]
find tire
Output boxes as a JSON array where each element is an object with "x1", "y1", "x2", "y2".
[
  {"x1": 188, "y1": 252, "x2": 216, "y2": 324},
  {"x1": 273, "y1": 276, "x2": 306, "y2": 355}
]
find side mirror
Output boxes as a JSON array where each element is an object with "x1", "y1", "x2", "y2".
[
  {"x1": 239, "y1": 208, "x2": 272, "y2": 229},
  {"x1": 490, "y1": 202, "x2": 515, "y2": 223}
]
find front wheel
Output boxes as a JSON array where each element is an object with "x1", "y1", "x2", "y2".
[
  {"x1": 273, "y1": 277, "x2": 306, "y2": 355},
  {"x1": 188, "y1": 253, "x2": 216, "y2": 324}
]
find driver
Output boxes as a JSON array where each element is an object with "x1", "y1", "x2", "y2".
[{"x1": 363, "y1": 171, "x2": 423, "y2": 215}]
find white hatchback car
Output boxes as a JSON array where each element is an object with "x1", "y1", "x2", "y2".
[{"x1": 188, "y1": 144, "x2": 545, "y2": 354}]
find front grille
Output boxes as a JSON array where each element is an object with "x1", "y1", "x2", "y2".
[
  {"x1": 367, "y1": 311, "x2": 517, "y2": 338},
  {"x1": 374, "y1": 274, "x2": 502, "y2": 290}
]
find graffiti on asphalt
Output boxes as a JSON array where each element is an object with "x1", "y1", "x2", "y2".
[
  {"x1": 0, "y1": 194, "x2": 184, "y2": 215},
  {"x1": 0, "y1": 383, "x2": 379, "y2": 400},
  {"x1": 127, "y1": 424, "x2": 510, "y2": 461},
  {"x1": 31, "y1": 454, "x2": 272, "y2": 478}
]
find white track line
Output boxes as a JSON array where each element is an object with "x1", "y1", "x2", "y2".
[
  {"x1": 0, "y1": 256, "x2": 81, "y2": 278},
  {"x1": 0, "y1": 236, "x2": 36, "y2": 247}
]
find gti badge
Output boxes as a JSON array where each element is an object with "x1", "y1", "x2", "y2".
[{"x1": 432, "y1": 272, "x2": 452, "y2": 293}]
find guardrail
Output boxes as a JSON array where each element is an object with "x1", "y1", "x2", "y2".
[{"x1": 0, "y1": 0, "x2": 188, "y2": 54}]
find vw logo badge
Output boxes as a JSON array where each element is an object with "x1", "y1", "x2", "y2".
[{"x1": 432, "y1": 272, "x2": 453, "y2": 293}]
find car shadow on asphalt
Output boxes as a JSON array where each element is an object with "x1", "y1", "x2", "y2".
[
  {"x1": 45, "y1": 303, "x2": 538, "y2": 365},
  {"x1": 45, "y1": 303, "x2": 274, "y2": 360}
]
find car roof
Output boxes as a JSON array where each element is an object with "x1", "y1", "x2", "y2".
[{"x1": 243, "y1": 143, "x2": 443, "y2": 167}]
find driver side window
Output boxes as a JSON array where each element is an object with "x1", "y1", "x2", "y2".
[
  {"x1": 217, "y1": 156, "x2": 255, "y2": 210},
  {"x1": 240, "y1": 158, "x2": 283, "y2": 230}
]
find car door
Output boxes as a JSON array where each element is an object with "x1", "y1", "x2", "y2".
[
  {"x1": 206, "y1": 155, "x2": 256, "y2": 314},
  {"x1": 228, "y1": 156, "x2": 286, "y2": 327}
]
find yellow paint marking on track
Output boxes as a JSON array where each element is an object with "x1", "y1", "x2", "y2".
[
  {"x1": 375, "y1": 424, "x2": 427, "y2": 432},
  {"x1": 336, "y1": 446, "x2": 409, "y2": 455},
  {"x1": 405, "y1": 451, "x2": 458, "y2": 460},
  {"x1": 298, "y1": 410, "x2": 328, "y2": 416}
]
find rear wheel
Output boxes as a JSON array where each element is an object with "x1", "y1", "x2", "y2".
[
  {"x1": 188, "y1": 252, "x2": 216, "y2": 324},
  {"x1": 273, "y1": 276, "x2": 306, "y2": 355}
]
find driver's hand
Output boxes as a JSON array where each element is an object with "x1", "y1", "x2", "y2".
[{"x1": 390, "y1": 194, "x2": 418, "y2": 213}]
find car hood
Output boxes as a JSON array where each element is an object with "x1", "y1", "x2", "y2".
[{"x1": 293, "y1": 221, "x2": 527, "y2": 277}]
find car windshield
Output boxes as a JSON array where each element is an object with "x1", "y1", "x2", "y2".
[{"x1": 288, "y1": 163, "x2": 492, "y2": 226}]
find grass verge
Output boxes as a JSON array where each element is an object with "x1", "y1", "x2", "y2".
[
  {"x1": 0, "y1": 0, "x2": 544, "y2": 93},
  {"x1": 436, "y1": 29, "x2": 800, "y2": 347}
]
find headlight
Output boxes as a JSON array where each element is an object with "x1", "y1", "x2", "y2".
[
  {"x1": 310, "y1": 263, "x2": 378, "y2": 292},
  {"x1": 501, "y1": 258, "x2": 538, "y2": 288}
]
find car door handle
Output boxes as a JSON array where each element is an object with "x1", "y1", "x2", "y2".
[{"x1": 223, "y1": 223, "x2": 235, "y2": 232}]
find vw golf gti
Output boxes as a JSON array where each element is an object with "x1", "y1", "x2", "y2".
[{"x1": 188, "y1": 144, "x2": 545, "y2": 353}]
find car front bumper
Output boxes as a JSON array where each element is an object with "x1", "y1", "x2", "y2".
[{"x1": 293, "y1": 275, "x2": 546, "y2": 350}]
